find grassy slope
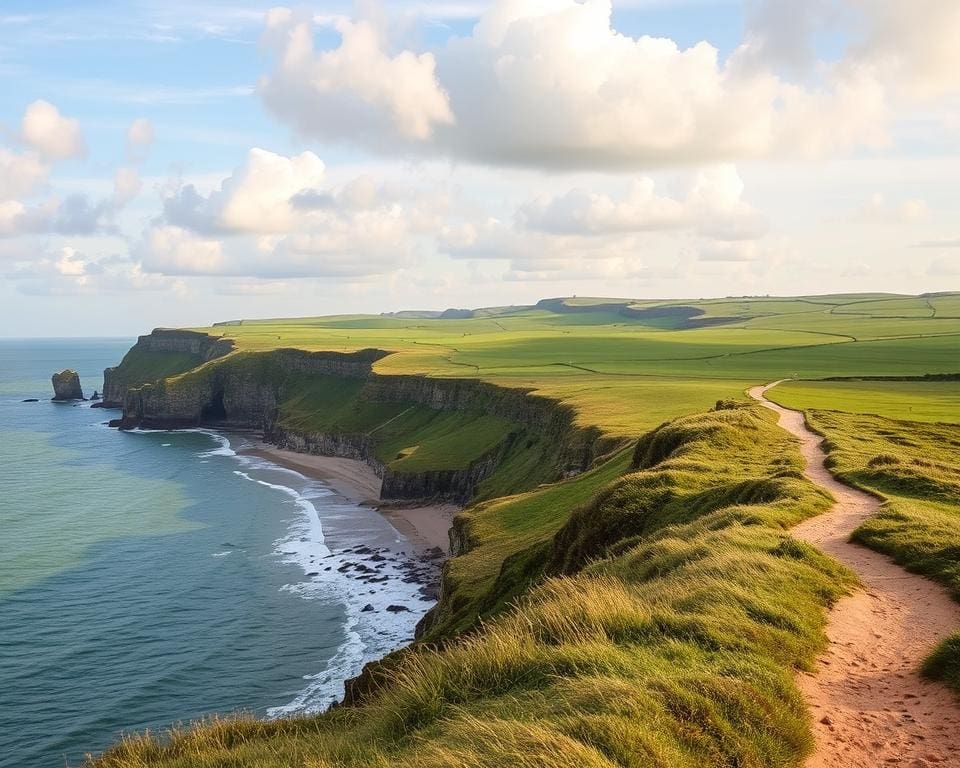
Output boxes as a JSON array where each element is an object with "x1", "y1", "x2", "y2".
[
  {"x1": 89, "y1": 405, "x2": 856, "y2": 768},
  {"x1": 276, "y1": 375, "x2": 515, "y2": 472},
  {"x1": 108, "y1": 347, "x2": 203, "y2": 389}
]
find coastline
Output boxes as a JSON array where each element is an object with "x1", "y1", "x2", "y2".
[{"x1": 242, "y1": 444, "x2": 457, "y2": 553}]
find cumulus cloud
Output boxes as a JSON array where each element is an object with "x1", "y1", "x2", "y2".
[
  {"x1": 138, "y1": 148, "x2": 435, "y2": 278},
  {"x1": 258, "y1": 0, "x2": 896, "y2": 169},
  {"x1": 137, "y1": 225, "x2": 225, "y2": 275},
  {"x1": 163, "y1": 148, "x2": 327, "y2": 233},
  {"x1": 7, "y1": 249, "x2": 183, "y2": 296},
  {"x1": 852, "y1": 0, "x2": 960, "y2": 101},
  {"x1": 20, "y1": 100, "x2": 85, "y2": 160},
  {"x1": 0, "y1": 149, "x2": 49, "y2": 200},
  {"x1": 518, "y1": 166, "x2": 766, "y2": 241},
  {"x1": 260, "y1": 8, "x2": 454, "y2": 143},
  {"x1": 0, "y1": 193, "x2": 114, "y2": 237}
]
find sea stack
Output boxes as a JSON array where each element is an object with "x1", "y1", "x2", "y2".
[{"x1": 51, "y1": 369, "x2": 84, "y2": 401}]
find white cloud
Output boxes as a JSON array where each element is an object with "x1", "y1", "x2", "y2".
[
  {"x1": 137, "y1": 225, "x2": 225, "y2": 275},
  {"x1": 163, "y1": 147, "x2": 327, "y2": 233},
  {"x1": 260, "y1": 8, "x2": 454, "y2": 143},
  {"x1": 20, "y1": 100, "x2": 85, "y2": 160},
  {"x1": 258, "y1": 0, "x2": 893, "y2": 169},
  {"x1": 853, "y1": 0, "x2": 960, "y2": 102},
  {"x1": 518, "y1": 166, "x2": 767, "y2": 241},
  {"x1": 0, "y1": 149, "x2": 49, "y2": 200},
  {"x1": 139, "y1": 148, "x2": 434, "y2": 279}
]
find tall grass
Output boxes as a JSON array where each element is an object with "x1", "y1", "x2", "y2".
[{"x1": 87, "y1": 404, "x2": 855, "y2": 768}]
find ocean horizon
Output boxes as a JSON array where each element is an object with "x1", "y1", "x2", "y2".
[{"x1": 0, "y1": 338, "x2": 432, "y2": 768}]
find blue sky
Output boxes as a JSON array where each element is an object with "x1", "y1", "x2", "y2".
[{"x1": 1, "y1": 1, "x2": 958, "y2": 335}]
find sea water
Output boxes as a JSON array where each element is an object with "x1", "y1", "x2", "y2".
[{"x1": 0, "y1": 339, "x2": 433, "y2": 767}]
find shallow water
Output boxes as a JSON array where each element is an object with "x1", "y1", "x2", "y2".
[{"x1": 0, "y1": 339, "x2": 431, "y2": 767}]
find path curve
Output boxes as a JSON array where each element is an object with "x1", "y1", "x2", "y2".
[{"x1": 749, "y1": 382, "x2": 960, "y2": 768}]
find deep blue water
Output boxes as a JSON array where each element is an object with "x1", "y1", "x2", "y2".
[{"x1": 0, "y1": 340, "x2": 431, "y2": 767}]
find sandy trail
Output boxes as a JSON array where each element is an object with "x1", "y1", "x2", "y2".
[{"x1": 749, "y1": 383, "x2": 960, "y2": 768}]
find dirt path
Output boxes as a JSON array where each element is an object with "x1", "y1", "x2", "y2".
[{"x1": 749, "y1": 382, "x2": 960, "y2": 768}]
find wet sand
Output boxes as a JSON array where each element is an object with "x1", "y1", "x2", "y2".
[{"x1": 243, "y1": 444, "x2": 456, "y2": 552}]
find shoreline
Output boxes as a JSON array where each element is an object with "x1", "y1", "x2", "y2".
[{"x1": 241, "y1": 443, "x2": 457, "y2": 553}]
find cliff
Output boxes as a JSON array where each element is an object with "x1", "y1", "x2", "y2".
[
  {"x1": 111, "y1": 339, "x2": 614, "y2": 506},
  {"x1": 100, "y1": 329, "x2": 236, "y2": 407}
]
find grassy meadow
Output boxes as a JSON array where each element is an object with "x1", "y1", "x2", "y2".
[{"x1": 90, "y1": 292, "x2": 960, "y2": 765}]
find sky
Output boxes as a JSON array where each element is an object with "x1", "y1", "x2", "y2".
[{"x1": 1, "y1": 0, "x2": 959, "y2": 336}]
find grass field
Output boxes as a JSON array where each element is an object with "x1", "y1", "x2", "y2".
[
  {"x1": 192, "y1": 293, "x2": 960, "y2": 442},
  {"x1": 91, "y1": 292, "x2": 960, "y2": 765},
  {"x1": 770, "y1": 380, "x2": 960, "y2": 424}
]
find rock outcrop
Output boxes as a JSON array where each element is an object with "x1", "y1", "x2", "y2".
[
  {"x1": 51, "y1": 370, "x2": 84, "y2": 401},
  {"x1": 108, "y1": 341, "x2": 621, "y2": 504},
  {"x1": 100, "y1": 329, "x2": 236, "y2": 407}
]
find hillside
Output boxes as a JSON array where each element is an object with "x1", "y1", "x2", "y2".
[{"x1": 86, "y1": 293, "x2": 960, "y2": 767}]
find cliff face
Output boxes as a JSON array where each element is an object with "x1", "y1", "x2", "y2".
[
  {"x1": 361, "y1": 375, "x2": 607, "y2": 476},
  {"x1": 118, "y1": 348, "x2": 384, "y2": 429},
  {"x1": 110, "y1": 338, "x2": 613, "y2": 505},
  {"x1": 101, "y1": 329, "x2": 236, "y2": 407}
]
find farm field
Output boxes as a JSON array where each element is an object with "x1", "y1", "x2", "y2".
[{"x1": 193, "y1": 292, "x2": 960, "y2": 438}]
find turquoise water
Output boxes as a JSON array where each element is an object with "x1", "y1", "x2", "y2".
[{"x1": 0, "y1": 340, "x2": 431, "y2": 767}]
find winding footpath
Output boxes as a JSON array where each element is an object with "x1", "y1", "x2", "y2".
[{"x1": 749, "y1": 383, "x2": 960, "y2": 768}]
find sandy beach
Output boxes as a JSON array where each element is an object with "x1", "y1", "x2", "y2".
[{"x1": 243, "y1": 444, "x2": 457, "y2": 552}]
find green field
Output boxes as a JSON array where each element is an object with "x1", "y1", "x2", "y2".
[
  {"x1": 90, "y1": 292, "x2": 960, "y2": 767},
  {"x1": 196, "y1": 293, "x2": 960, "y2": 441}
]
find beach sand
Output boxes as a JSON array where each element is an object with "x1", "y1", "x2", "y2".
[{"x1": 243, "y1": 444, "x2": 457, "y2": 553}]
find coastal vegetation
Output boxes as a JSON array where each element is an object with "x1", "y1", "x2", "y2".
[
  {"x1": 89, "y1": 404, "x2": 856, "y2": 768},
  {"x1": 762, "y1": 392, "x2": 960, "y2": 693},
  {"x1": 86, "y1": 292, "x2": 960, "y2": 766}
]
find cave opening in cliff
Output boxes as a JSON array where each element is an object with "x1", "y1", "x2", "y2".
[{"x1": 201, "y1": 390, "x2": 227, "y2": 422}]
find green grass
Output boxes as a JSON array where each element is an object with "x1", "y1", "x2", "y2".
[
  {"x1": 86, "y1": 405, "x2": 856, "y2": 768},
  {"x1": 769, "y1": 380, "x2": 960, "y2": 424},
  {"x1": 108, "y1": 347, "x2": 203, "y2": 389}
]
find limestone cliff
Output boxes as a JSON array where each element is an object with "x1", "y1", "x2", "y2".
[
  {"x1": 100, "y1": 329, "x2": 236, "y2": 407},
  {"x1": 51, "y1": 369, "x2": 84, "y2": 401},
  {"x1": 110, "y1": 340, "x2": 614, "y2": 505}
]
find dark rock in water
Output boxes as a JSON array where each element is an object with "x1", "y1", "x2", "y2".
[
  {"x1": 361, "y1": 604, "x2": 375, "y2": 613},
  {"x1": 386, "y1": 604, "x2": 410, "y2": 613},
  {"x1": 22, "y1": 398, "x2": 39, "y2": 403},
  {"x1": 306, "y1": 571, "x2": 319, "y2": 577},
  {"x1": 90, "y1": 390, "x2": 101, "y2": 401},
  {"x1": 51, "y1": 369, "x2": 84, "y2": 401}
]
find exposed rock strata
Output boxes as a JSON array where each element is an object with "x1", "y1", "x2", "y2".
[
  {"x1": 100, "y1": 329, "x2": 236, "y2": 407},
  {"x1": 51, "y1": 369, "x2": 84, "y2": 401}
]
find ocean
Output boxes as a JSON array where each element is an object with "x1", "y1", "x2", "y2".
[{"x1": 0, "y1": 339, "x2": 433, "y2": 768}]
